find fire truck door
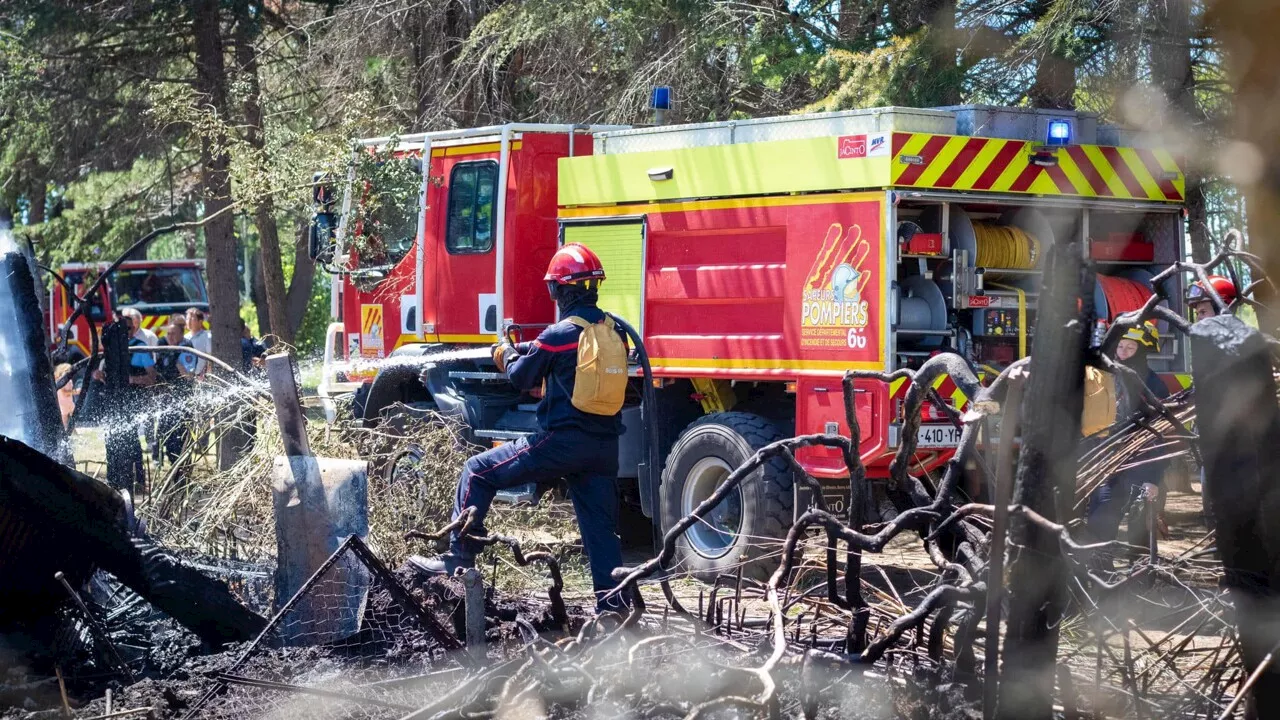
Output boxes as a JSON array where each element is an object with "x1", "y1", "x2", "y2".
[{"x1": 433, "y1": 159, "x2": 500, "y2": 341}]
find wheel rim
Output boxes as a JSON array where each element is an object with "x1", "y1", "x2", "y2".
[{"x1": 681, "y1": 456, "x2": 744, "y2": 559}]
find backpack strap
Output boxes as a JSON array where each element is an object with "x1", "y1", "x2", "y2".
[{"x1": 564, "y1": 314, "x2": 612, "y2": 328}]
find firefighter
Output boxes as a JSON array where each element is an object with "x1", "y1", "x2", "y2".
[
  {"x1": 410, "y1": 244, "x2": 630, "y2": 612},
  {"x1": 1086, "y1": 321, "x2": 1169, "y2": 546},
  {"x1": 1186, "y1": 275, "x2": 1237, "y2": 322},
  {"x1": 1184, "y1": 274, "x2": 1248, "y2": 531}
]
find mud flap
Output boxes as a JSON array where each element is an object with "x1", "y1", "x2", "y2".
[{"x1": 638, "y1": 460, "x2": 654, "y2": 518}]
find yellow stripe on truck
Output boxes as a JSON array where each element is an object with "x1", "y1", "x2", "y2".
[{"x1": 558, "y1": 136, "x2": 891, "y2": 207}]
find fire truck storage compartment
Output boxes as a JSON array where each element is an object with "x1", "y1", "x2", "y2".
[
  {"x1": 890, "y1": 198, "x2": 1185, "y2": 374},
  {"x1": 792, "y1": 377, "x2": 884, "y2": 515}
]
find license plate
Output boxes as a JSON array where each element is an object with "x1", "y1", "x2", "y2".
[{"x1": 916, "y1": 424, "x2": 962, "y2": 447}]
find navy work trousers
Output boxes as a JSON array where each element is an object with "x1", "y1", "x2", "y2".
[
  {"x1": 1086, "y1": 473, "x2": 1146, "y2": 543},
  {"x1": 451, "y1": 430, "x2": 626, "y2": 611}
]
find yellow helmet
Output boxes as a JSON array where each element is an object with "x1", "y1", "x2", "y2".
[{"x1": 1122, "y1": 321, "x2": 1159, "y2": 351}]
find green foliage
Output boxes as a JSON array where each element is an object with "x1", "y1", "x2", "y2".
[
  {"x1": 345, "y1": 139, "x2": 424, "y2": 271},
  {"x1": 0, "y1": 0, "x2": 1244, "y2": 343},
  {"x1": 19, "y1": 157, "x2": 199, "y2": 266},
  {"x1": 294, "y1": 273, "x2": 332, "y2": 358},
  {"x1": 809, "y1": 28, "x2": 971, "y2": 112}
]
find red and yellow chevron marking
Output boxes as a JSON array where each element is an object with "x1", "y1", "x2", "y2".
[
  {"x1": 140, "y1": 315, "x2": 171, "y2": 331},
  {"x1": 890, "y1": 373, "x2": 971, "y2": 411},
  {"x1": 888, "y1": 371, "x2": 1194, "y2": 419},
  {"x1": 890, "y1": 133, "x2": 1184, "y2": 202}
]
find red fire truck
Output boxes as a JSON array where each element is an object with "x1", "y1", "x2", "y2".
[
  {"x1": 314, "y1": 108, "x2": 1191, "y2": 579},
  {"x1": 49, "y1": 260, "x2": 209, "y2": 361}
]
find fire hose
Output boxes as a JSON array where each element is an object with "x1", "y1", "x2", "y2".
[{"x1": 611, "y1": 316, "x2": 662, "y2": 546}]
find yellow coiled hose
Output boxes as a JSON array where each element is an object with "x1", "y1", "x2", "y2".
[{"x1": 973, "y1": 223, "x2": 1040, "y2": 269}]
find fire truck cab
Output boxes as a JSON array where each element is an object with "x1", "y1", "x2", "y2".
[
  {"x1": 316, "y1": 107, "x2": 1190, "y2": 580},
  {"x1": 50, "y1": 260, "x2": 209, "y2": 361}
]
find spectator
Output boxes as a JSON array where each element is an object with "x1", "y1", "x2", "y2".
[
  {"x1": 184, "y1": 308, "x2": 212, "y2": 453},
  {"x1": 185, "y1": 308, "x2": 211, "y2": 379},
  {"x1": 121, "y1": 307, "x2": 158, "y2": 348},
  {"x1": 122, "y1": 307, "x2": 161, "y2": 460},
  {"x1": 234, "y1": 319, "x2": 268, "y2": 454},
  {"x1": 240, "y1": 318, "x2": 267, "y2": 373},
  {"x1": 124, "y1": 311, "x2": 158, "y2": 388},
  {"x1": 54, "y1": 363, "x2": 77, "y2": 428},
  {"x1": 155, "y1": 323, "x2": 194, "y2": 468}
]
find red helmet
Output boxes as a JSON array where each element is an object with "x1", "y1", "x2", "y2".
[
  {"x1": 1187, "y1": 275, "x2": 1237, "y2": 304},
  {"x1": 544, "y1": 243, "x2": 606, "y2": 285}
]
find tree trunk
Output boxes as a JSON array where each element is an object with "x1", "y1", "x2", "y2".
[
  {"x1": 1210, "y1": 0, "x2": 1280, "y2": 329},
  {"x1": 1028, "y1": 52, "x2": 1076, "y2": 109},
  {"x1": 1151, "y1": 0, "x2": 1208, "y2": 261},
  {"x1": 192, "y1": 0, "x2": 241, "y2": 470},
  {"x1": 836, "y1": 0, "x2": 877, "y2": 46},
  {"x1": 927, "y1": 0, "x2": 960, "y2": 106},
  {"x1": 1027, "y1": 0, "x2": 1076, "y2": 109},
  {"x1": 996, "y1": 240, "x2": 1087, "y2": 719},
  {"x1": 250, "y1": 250, "x2": 271, "y2": 339},
  {"x1": 234, "y1": 1, "x2": 291, "y2": 346},
  {"x1": 285, "y1": 220, "x2": 317, "y2": 339},
  {"x1": 27, "y1": 178, "x2": 46, "y2": 226},
  {"x1": 1186, "y1": 175, "x2": 1211, "y2": 262}
]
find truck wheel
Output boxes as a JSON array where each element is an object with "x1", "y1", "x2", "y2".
[{"x1": 660, "y1": 412, "x2": 793, "y2": 582}]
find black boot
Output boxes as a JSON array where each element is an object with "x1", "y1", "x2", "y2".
[{"x1": 406, "y1": 551, "x2": 475, "y2": 576}]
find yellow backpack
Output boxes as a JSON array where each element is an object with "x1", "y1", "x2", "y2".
[
  {"x1": 1081, "y1": 366, "x2": 1117, "y2": 437},
  {"x1": 564, "y1": 315, "x2": 628, "y2": 415}
]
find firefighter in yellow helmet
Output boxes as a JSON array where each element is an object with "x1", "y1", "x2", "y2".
[{"x1": 1085, "y1": 321, "x2": 1170, "y2": 546}]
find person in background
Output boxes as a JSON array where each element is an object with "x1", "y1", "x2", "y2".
[
  {"x1": 92, "y1": 312, "x2": 156, "y2": 493},
  {"x1": 122, "y1": 307, "x2": 161, "y2": 461},
  {"x1": 124, "y1": 310, "x2": 158, "y2": 388},
  {"x1": 154, "y1": 322, "x2": 194, "y2": 469},
  {"x1": 54, "y1": 363, "x2": 77, "y2": 428},
  {"x1": 1184, "y1": 274, "x2": 1249, "y2": 530},
  {"x1": 235, "y1": 318, "x2": 267, "y2": 453},
  {"x1": 121, "y1": 307, "x2": 158, "y2": 347},
  {"x1": 184, "y1": 308, "x2": 212, "y2": 454},
  {"x1": 185, "y1": 308, "x2": 211, "y2": 379},
  {"x1": 240, "y1": 318, "x2": 267, "y2": 374},
  {"x1": 1086, "y1": 321, "x2": 1170, "y2": 549}
]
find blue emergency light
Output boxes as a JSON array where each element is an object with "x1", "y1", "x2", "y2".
[
  {"x1": 651, "y1": 86, "x2": 672, "y2": 111},
  {"x1": 1046, "y1": 118, "x2": 1072, "y2": 146}
]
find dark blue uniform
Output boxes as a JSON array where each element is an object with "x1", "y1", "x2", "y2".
[{"x1": 450, "y1": 302, "x2": 628, "y2": 610}]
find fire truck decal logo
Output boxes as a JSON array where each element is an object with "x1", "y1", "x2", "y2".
[
  {"x1": 360, "y1": 304, "x2": 384, "y2": 358},
  {"x1": 800, "y1": 223, "x2": 871, "y2": 350},
  {"x1": 837, "y1": 135, "x2": 867, "y2": 159}
]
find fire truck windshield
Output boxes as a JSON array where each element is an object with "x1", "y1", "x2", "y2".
[
  {"x1": 112, "y1": 267, "x2": 206, "y2": 309},
  {"x1": 352, "y1": 156, "x2": 422, "y2": 270}
]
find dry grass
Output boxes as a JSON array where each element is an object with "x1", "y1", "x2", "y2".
[{"x1": 132, "y1": 381, "x2": 583, "y2": 596}]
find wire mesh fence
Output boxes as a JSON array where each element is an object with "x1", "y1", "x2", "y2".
[{"x1": 183, "y1": 536, "x2": 463, "y2": 720}]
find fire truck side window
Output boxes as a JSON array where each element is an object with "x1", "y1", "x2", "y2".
[
  {"x1": 67, "y1": 273, "x2": 106, "y2": 322},
  {"x1": 445, "y1": 161, "x2": 498, "y2": 254}
]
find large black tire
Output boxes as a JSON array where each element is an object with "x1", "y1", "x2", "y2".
[{"x1": 660, "y1": 412, "x2": 793, "y2": 582}]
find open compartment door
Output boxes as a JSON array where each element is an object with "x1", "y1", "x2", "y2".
[{"x1": 559, "y1": 218, "x2": 647, "y2": 334}]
